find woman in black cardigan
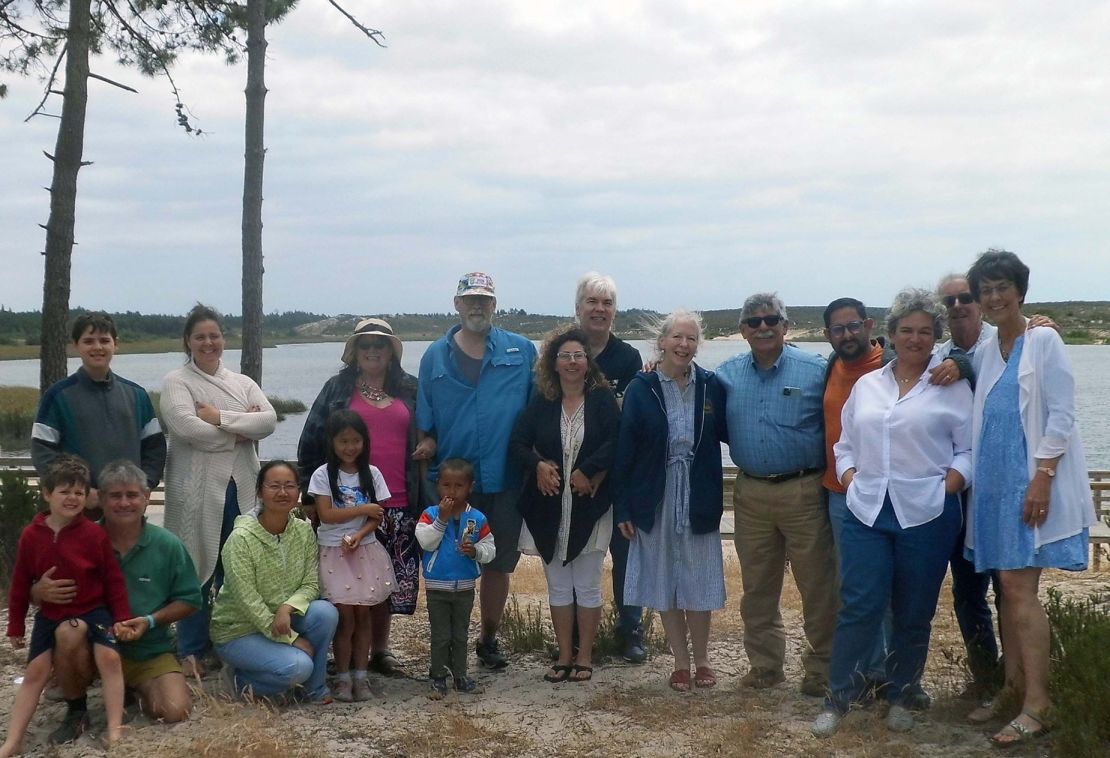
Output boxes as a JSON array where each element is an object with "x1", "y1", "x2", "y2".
[{"x1": 510, "y1": 325, "x2": 621, "y2": 683}]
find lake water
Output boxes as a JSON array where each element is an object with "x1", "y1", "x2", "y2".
[{"x1": 3, "y1": 339, "x2": 1109, "y2": 466}]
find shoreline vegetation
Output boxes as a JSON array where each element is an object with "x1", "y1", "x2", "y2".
[
  {"x1": 1, "y1": 302, "x2": 1108, "y2": 362},
  {"x1": 0, "y1": 388, "x2": 305, "y2": 453}
]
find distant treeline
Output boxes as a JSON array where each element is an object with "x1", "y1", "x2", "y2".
[{"x1": 1, "y1": 301, "x2": 1108, "y2": 345}]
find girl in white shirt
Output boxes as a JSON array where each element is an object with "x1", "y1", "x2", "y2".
[{"x1": 308, "y1": 410, "x2": 395, "y2": 702}]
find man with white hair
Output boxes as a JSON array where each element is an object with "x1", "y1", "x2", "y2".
[
  {"x1": 414, "y1": 272, "x2": 538, "y2": 670},
  {"x1": 574, "y1": 272, "x2": 647, "y2": 662}
]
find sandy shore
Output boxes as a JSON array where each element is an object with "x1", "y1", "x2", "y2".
[{"x1": 2, "y1": 549, "x2": 1107, "y2": 757}]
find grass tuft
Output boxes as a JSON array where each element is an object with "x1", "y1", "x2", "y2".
[
  {"x1": 1046, "y1": 588, "x2": 1110, "y2": 756},
  {"x1": 499, "y1": 594, "x2": 552, "y2": 654}
]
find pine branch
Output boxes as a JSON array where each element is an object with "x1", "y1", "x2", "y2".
[
  {"x1": 88, "y1": 71, "x2": 138, "y2": 93},
  {"x1": 326, "y1": 0, "x2": 386, "y2": 47},
  {"x1": 23, "y1": 42, "x2": 66, "y2": 123}
]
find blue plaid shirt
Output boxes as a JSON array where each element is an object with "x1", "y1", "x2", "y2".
[{"x1": 716, "y1": 345, "x2": 826, "y2": 476}]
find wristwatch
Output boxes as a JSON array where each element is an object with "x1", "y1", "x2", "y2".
[{"x1": 1036, "y1": 466, "x2": 1056, "y2": 478}]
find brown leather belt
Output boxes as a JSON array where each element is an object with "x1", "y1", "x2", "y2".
[{"x1": 741, "y1": 467, "x2": 822, "y2": 484}]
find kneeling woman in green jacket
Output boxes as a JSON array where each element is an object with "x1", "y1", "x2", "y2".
[{"x1": 211, "y1": 460, "x2": 339, "y2": 703}]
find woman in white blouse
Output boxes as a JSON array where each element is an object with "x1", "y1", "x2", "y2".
[
  {"x1": 161, "y1": 304, "x2": 277, "y2": 676},
  {"x1": 812, "y1": 288, "x2": 972, "y2": 738}
]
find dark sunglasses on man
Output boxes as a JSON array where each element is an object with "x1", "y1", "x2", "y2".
[
  {"x1": 742, "y1": 315, "x2": 785, "y2": 329},
  {"x1": 942, "y1": 292, "x2": 975, "y2": 308},
  {"x1": 828, "y1": 320, "x2": 864, "y2": 338}
]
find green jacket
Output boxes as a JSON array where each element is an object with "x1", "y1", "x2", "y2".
[{"x1": 210, "y1": 513, "x2": 320, "y2": 645}]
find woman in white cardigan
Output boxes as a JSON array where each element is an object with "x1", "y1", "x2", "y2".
[
  {"x1": 964, "y1": 250, "x2": 1097, "y2": 747},
  {"x1": 161, "y1": 304, "x2": 276, "y2": 676}
]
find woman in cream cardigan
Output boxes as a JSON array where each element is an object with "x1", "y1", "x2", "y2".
[
  {"x1": 161, "y1": 304, "x2": 276, "y2": 676},
  {"x1": 964, "y1": 250, "x2": 1097, "y2": 747}
]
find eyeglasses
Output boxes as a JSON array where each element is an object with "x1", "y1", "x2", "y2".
[
  {"x1": 263, "y1": 483, "x2": 298, "y2": 493},
  {"x1": 828, "y1": 320, "x2": 865, "y2": 338},
  {"x1": 357, "y1": 338, "x2": 389, "y2": 350},
  {"x1": 742, "y1": 315, "x2": 784, "y2": 329},
  {"x1": 978, "y1": 282, "x2": 1014, "y2": 298},
  {"x1": 556, "y1": 351, "x2": 588, "y2": 362},
  {"x1": 941, "y1": 292, "x2": 974, "y2": 308}
]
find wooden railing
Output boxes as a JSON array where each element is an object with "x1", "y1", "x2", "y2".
[{"x1": 3, "y1": 457, "x2": 1108, "y2": 567}]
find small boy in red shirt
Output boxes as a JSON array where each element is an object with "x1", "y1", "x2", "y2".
[{"x1": 2, "y1": 456, "x2": 132, "y2": 756}]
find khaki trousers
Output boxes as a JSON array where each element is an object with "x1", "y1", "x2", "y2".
[{"x1": 733, "y1": 470, "x2": 837, "y2": 678}]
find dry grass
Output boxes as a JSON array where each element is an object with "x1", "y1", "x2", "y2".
[{"x1": 383, "y1": 708, "x2": 534, "y2": 758}]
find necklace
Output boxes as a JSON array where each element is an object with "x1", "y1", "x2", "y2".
[
  {"x1": 358, "y1": 379, "x2": 389, "y2": 402},
  {"x1": 895, "y1": 375, "x2": 917, "y2": 385}
]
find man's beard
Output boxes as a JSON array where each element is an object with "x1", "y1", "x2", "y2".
[{"x1": 462, "y1": 312, "x2": 492, "y2": 333}]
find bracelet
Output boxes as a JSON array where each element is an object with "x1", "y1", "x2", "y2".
[{"x1": 145, "y1": 614, "x2": 157, "y2": 630}]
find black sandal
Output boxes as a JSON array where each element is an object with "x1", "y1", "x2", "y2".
[
  {"x1": 544, "y1": 664, "x2": 572, "y2": 683},
  {"x1": 570, "y1": 665, "x2": 594, "y2": 683}
]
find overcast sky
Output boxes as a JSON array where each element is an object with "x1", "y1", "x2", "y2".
[{"x1": 3, "y1": 1, "x2": 1109, "y2": 318}]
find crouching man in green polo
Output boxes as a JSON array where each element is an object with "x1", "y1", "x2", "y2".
[{"x1": 32, "y1": 460, "x2": 202, "y2": 742}]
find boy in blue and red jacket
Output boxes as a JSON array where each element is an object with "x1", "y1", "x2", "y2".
[{"x1": 415, "y1": 458, "x2": 495, "y2": 699}]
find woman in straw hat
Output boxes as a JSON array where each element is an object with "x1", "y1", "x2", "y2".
[{"x1": 298, "y1": 318, "x2": 427, "y2": 677}]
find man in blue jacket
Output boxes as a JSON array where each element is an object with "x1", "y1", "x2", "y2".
[{"x1": 413, "y1": 272, "x2": 537, "y2": 670}]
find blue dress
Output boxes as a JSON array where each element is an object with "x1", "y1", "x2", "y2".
[{"x1": 969, "y1": 336, "x2": 1088, "y2": 571}]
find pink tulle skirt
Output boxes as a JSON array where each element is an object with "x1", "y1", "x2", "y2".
[{"x1": 319, "y1": 543, "x2": 396, "y2": 606}]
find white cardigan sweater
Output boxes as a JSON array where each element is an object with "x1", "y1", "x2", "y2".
[
  {"x1": 968, "y1": 322, "x2": 1096, "y2": 549},
  {"x1": 161, "y1": 360, "x2": 277, "y2": 584}
]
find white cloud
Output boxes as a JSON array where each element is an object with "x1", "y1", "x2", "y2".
[{"x1": 2, "y1": 0, "x2": 1108, "y2": 318}]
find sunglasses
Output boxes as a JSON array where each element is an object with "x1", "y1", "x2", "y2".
[
  {"x1": 828, "y1": 320, "x2": 864, "y2": 338},
  {"x1": 357, "y1": 338, "x2": 390, "y2": 350},
  {"x1": 941, "y1": 292, "x2": 975, "y2": 308},
  {"x1": 742, "y1": 315, "x2": 784, "y2": 329}
]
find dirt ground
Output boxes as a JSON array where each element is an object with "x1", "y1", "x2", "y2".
[{"x1": 2, "y1": 549, "x2": 1107, "y2": 758}]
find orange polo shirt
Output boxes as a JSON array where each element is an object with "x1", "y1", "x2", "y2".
[{"x1": 823, "y1": 342, "x2": 885, "y2": 492}]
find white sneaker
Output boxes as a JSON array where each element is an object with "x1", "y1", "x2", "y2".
[
  {"x1": 886, "y1": 704, "x2": 915, "y2": 732},
  {"x1": 811, "y1": 709, "x2": 843, "y2": 738}
]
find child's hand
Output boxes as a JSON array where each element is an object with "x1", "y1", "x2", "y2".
[
  {"x1": 366, "y1": 503, "x2": 384, "y2": 521},
  {"x1": 459, "y1": 539, "x2": 477, "y2": 558},
  {"x1": 439, "y1": 496, "x2": 459, "y2": 519},
  {"x1": 342, "y1": 534, "x2": 359, "y2": 553},
  {"x1": 9, "y1": 636, "x2": 25, "y2": 650}
]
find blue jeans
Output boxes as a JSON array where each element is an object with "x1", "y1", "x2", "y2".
[
  {"x1": 177, "y1": 479, "x2": 240, "y2": 658},
  {"x1": 609, "y1": 526, "x2": 643, "y2": 639},
  {"x1": 215, "y1": 600, "x2": 339, "y2": 699},
  {"x1": 828, "y1": 490, "x2": 890, "y2": 681},
  {"x1": 949, "y1": 492, "x2": 1001, "y2": 687},
  {"x1": 827, "y1": 492, "x2": 961, "y2": 713}
]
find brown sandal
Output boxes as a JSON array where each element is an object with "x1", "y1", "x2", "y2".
[
  {"x1": 669, "y1": 669, "x2": 691, "y2": 692},
  {"x1": 694, "y1": 666, "x2": 717, "y2": 688}
]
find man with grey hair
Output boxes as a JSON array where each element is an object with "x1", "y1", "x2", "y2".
[
  {"x1": 574, "y1": 271, "x2": 647, "y2": 662},
  {"x1": 715, "y1": 293, "x2": 837, "y2": 696},
  {"x1": 32, "y1": 460, "x2": 202, "y2": 740},
  {"x1": 414, "y1": 272, "x2": 538, "y2": 670}
]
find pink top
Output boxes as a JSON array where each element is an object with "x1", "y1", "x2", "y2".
[{"x1": 350, "y1": 391, "x2": 410, "y2": 508}]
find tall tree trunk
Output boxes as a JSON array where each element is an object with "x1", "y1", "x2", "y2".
[
  {"x1": 39, "y1": 0, "x2": 92, "y2": 391},
  {"x1": 240, "y1": 0, "x2": 267, "y2": 384}
]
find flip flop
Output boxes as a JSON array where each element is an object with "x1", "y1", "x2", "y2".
[
  {"x1": 544, "y1": 664, "x2": 572, "y2": 683},
  {"x1": 694, "y1": 666, "x2": 717, "y2": 688},
  {"x1": 990, "y1": 710, "x2": 1052, "y2": 748},
  {"x1": 570, "y1": 665, "x2": 593, "y2": 683},
  {"x1": 669, "y1": 669, "x2": 691, "y2": 692}
]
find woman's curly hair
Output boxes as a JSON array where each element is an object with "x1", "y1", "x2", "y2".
[{"x1": 534, "y1": 324, "x2": 607, "y2": 401}]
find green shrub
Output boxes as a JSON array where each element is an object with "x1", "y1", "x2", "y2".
[
  {"x1": 1046, "y1": 588, "x2": 1110, "y2": 757},
  {"x1": 0, "y1": 470, "x2": 41, "y2": 597},
  {"x1": 500, "y1": 595, "x2": 552, "y2": 654}
]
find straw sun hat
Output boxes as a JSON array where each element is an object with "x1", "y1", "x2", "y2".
[{"x1": 342, "y1": 318, "x2": 403, "y2": 365}]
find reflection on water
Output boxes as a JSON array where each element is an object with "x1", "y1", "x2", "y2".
[{"x1": 3, "y1": 340, "x2": 1108, "y2": 467}]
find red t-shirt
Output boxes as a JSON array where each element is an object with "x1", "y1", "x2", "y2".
[{"x1": 6, "y1": 512, "x2": 132, "y2": 638}]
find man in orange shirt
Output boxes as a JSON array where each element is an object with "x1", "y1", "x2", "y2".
[{"x1": 821, "y1": 298, "x2": 893, "y2": 697}]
